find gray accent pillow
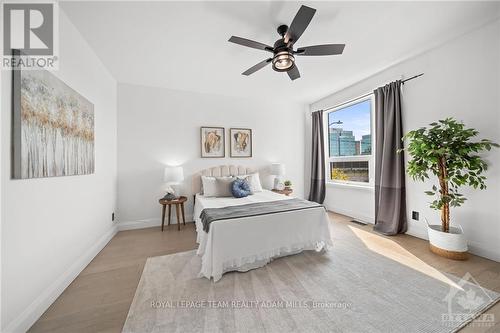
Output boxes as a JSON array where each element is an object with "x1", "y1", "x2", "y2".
[
  {"x1": 202, "y1": 176, "x2": 235, "y2": 197},
  {"x1": 213, "y1": 177, "x2": 235, "y2": 197}
]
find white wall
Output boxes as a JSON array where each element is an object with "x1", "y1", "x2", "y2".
[
  {"x1": 0, "y1": 10, "x2": 118, "y2": 332},
  {"x1": 308, "y1": 19, "x2": 500, "y2": 261},
  {"x1": 117, "y1": 83, "x2": 305, "y2": 228}
]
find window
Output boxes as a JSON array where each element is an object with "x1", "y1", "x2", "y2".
[{"x1": 325, "y1": 95, "x2": 374, "y2": 185}]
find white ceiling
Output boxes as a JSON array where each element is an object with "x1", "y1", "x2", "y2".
[{"x1": 61, "y1": 1, "x2": 500, "y2": 103}]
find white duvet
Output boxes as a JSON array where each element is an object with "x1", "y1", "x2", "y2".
[{"x1": 194, "y1": 190, "x2": 333, "y2": 281}]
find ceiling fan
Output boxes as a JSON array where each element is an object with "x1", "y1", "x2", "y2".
[{"x1": 228, "y1": 5, "x2": 345, "y2": 81}]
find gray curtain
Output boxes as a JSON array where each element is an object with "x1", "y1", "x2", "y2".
[
  {"x1": 373, "y1": 81, "x2": 407, "y2": 235},
  {"x1": 308, "y1": 111, "x2": 326, "y2": 204}
]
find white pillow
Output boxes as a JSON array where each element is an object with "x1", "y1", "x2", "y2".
[
  {"x1": 238, "y1": 173, "x2": 263, "y2": 193},
  {"x1": 201, "y1": 176, "x2": 234, "y2": 197},
  {"x1": 201, "y1": 176, "x2": 216, "y2": 196}
]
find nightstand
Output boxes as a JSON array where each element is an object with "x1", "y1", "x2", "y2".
[
  {"x1": 159, "y1": 196, "x2": 187, "y2": 231},
  {"x1": 272, "y1": 188, "x2": 293, "y2": 196}
]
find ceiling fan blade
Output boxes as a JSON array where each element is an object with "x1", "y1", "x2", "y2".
[
  {"x1": 284, "y1": 5, "x2": 316, "y2": 45},
  {"x1": 229, "y1": 36, "x2": 273, "y2": 52},
  {"x1": 287, "y1": 65, "x2": 300, "y2": 81},
  {"x1": 242, "y1": 58, "x2": 272, "y2": 76},
  {"x1": 296, "y1": 44, "x2": 345, "y2": 56}
]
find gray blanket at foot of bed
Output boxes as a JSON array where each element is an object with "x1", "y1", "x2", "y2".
[{"x1": 200, "y1": 198, "x2": 324, "y2": 232}]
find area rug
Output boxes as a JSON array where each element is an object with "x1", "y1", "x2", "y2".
[{"x1": 123, "y1": 231, "x2": 499, "y2": 332}]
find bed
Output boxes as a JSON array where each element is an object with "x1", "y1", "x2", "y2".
[{"x1": 192, "y1": 165, "x2": 333, "y2": 282}]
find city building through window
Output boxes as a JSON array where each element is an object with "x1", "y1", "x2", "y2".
[{"x1": 326, "y1": 96, "x2": 374, "y2": 184}]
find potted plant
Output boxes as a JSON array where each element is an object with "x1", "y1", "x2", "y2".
[
  {"x1": 284, "y1": 180, "x2": 292, "y2": 191},
  {"x1": 401, "y1": 118, "x2": 498, "y2": 260}
]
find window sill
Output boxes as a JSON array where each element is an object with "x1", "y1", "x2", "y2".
[{"x1": 326, "y1": 181, "x2": 374, "y2": 191}]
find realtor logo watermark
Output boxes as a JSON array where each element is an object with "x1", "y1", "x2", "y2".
[
  {"x1": 1, "y1": 0, "x2": 59, "y2": 70},
  {"x1": 442, "y1": 272, "x2": 496, "y2": 328},
  {"x1": 150, "y1": 299, "x2": 353, "y2": 310}
]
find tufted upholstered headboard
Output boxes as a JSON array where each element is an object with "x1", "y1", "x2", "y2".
[{"x1": 192, "y1": 165, "x2": 254, "y2": 194}]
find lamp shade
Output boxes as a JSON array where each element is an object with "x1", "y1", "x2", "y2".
[
  {"x1": 270, "y1": 163, "x2": 285, "y2": 176},
  {"x1": 163, "y1": 166, "x2": 184, "y2": 184}
]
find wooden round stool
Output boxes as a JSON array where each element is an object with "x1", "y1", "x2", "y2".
[{"x1": 159, "y1": 196, "x2": 187, "y2": 231}]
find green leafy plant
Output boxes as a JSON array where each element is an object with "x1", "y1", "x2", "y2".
[
  {"x1": 284, "y1": 180, "x2": 292, "y2": 187},
  {"x1": 400, "y1": 118, "x2": 498, "y2": 233}
]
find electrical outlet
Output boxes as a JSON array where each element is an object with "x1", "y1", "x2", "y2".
[
  {"x1": 112, "y1": 212, "x2": 115, "y2": 222},
  {"x1": 412, "y1": 211, "x2": 419, "y2": 221}
]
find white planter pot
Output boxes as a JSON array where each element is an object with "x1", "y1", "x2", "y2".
[{"x1": 425, "y1": 218, "x2": 468, "y2": 260}]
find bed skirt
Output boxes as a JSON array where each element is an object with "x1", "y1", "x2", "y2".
[{"x1": 199, "y1": 240, "x2": 330, "y2": 282}]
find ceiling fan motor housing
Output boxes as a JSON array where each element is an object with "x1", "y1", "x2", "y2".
[
  {"x1": 277, "y1": 24, "x2": 288, "y2": 37},
  {"x1": 272, "y1": 38, "x2": 295, "y2": 72}
]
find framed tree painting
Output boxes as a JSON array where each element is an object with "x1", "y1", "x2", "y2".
[
  {"x1": 200, "y1": 127, "x2": 225, "y2": 158},
  {"x1": 12, "y1": 68, "x2": 94, "y2": 179},
  {"x1": 230, "y1": 128, "x2": 252, "y2": 158}
]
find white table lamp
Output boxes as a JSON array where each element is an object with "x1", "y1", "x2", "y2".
[
  {"x1": 271, "y1": 163, "x2": 285, "y2": 190},
  {"x1": 163, "y1": 166, "x2": 184, "y2": 200},
  {"x1": 164, "y1": 166, "x2": 184, "y2": 184},
  {"x1": 271, "y1": 163, "x2": 285, "y2": 176}
]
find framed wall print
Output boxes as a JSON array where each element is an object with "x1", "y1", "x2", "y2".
[
  {"x1": 230, "y1": 128, "x2": 252, "y2": 158},
  {"x1": 200, "y1": 127, "x2": 225, "y2": 158}
]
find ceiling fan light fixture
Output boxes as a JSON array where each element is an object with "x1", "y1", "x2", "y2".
[{"x1": 272, "y1": 51, "x2": 295, "y2": 72}]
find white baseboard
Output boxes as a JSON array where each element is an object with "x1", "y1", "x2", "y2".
[
  {"x1": 3, "y1": 225, "x2": 118, "y2": 333},
  {"x1": 118, "y1": 215, "x2": 194, "y2": 231},
  {"x1": 467, "y1": 241, "x2": 500, "y2": 262},
  {"x1": 333, "y1": 211, "x2": 499, "y2": 263},
  {"x1": 403, "y1": 221, "x2": 500, "y2": 263},
  {"x1": 328, "y1": 207, "x2": 375, "y2": 225},
  {"x1": 406, "y1": 221, "x2": 429, "y2": 240}
]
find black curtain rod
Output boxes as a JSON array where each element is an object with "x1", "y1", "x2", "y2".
[
  {"x1": 401, "y1": 73, "x2": 424, "y2": 84},
  {"x1": 316, "y1": 73, "x2": 424, "y2": 113}
]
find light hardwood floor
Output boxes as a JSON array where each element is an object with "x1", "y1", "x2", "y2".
[{"x1": 29, "y1": 213, "x2": 500, "y2": 332}]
